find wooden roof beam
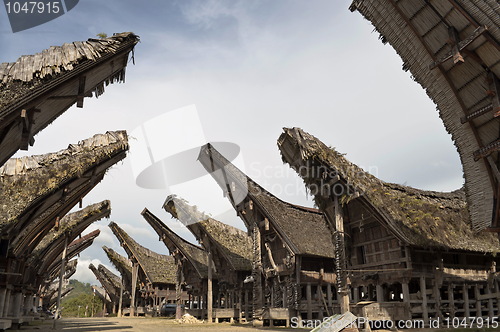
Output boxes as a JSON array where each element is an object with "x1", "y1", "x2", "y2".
[
  {"x1": 473, "y1": 139, "x2": 500, "y2": 161},
  {"x1": 429, "y1": 25, "x2": 487, "y2": 69},
  {"x1": 20, "y1": 108, "x2": 39, "y2": 150},
  {"x1": 487, "y1": 73, "x2": 500, "y2": 117}
]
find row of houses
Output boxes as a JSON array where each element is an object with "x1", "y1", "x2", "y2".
[
  {"x1": 0, "y1": 32, "x2": 138, "y2": 328},
  {"x1": 92, "y1": 128, "x2": 498, "y2": 327}
]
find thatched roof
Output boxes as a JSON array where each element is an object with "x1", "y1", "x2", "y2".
[
  {"x1": 44, "y1": 258, "x2": 78, "y2": 286},
  {"x1": 108, "y1": 222, "x2": 176, "y2": 286},
  {"x1": 46, "y1": 229, "x2": 100, "y2": 278},
  {"x1": 103, "y1": 245, "x2": 133, "y2": 289},
  {"x1": 198, "y1": 143, "x2": 336, "y2": 259},
  {"x1": 64, "y1": 259, "x2": 78, "y2": 280},
  {"x1": 31, "y1": 200, "x2": 111, "y2": 270},
  {"x1": 278, "y1": 127, "x2": 500, "y2": 254},
  {"x1": 141, "y1": 208, "x2": 208, "y2": 279},
  {"x1": 163, "y1": 195, "x2": 252, "y2": 272},
  {"x1": 48, "y1": 287, "x2": 74, "y2": 308},
  {"x1": 0, "y1": 131, "x2": 128, "y2": 256},
  {"x1": 0, "y1": 32, "x2": 139, "y2": 166},
  {"x1": 92, "y1": 286, "x2": 111, "y2": 304},
  {"x1": 349, "y1": 0, "x2": 500, "y2": 231},
  {"x1": 89, "y1": 263, "x2": 121, "y2": 302},
  {"x1": 98, "y1": 264, "x2": 122, "y2": 290}
]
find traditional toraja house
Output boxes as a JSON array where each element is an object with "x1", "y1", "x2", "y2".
[
  {"x1": 141, "y1": 209, "x2": 208, "y2": 319},
  {"x1": 198, "y1": 144, "x2": 339, "y2": 327},
  {"x1": 92, "y1": 285, "x2": 112, "y2": 315},
  {"x1": 0, "y1": 131, "x2": 126, "y2": 321},
  {"x1": 40, "y1": 259, "x2": 77, "y2": 310},
  {"x1": 103, "y1": 246, "x2": 133, "y2": 304},
  {"x1": 163, "y1": 195, "x2": 253, "y2": 323},
  {"x1": 0, "y1": 32, "x2": 138, "y2": 166},
  {"x1": 348, "y1": 0, "x2": 500, "y2": 233},
  {"x1": 89, "y1": 264, "x2": 121, "y2": 314},
  {"x1": 108, "y1": 222, "x2": 180, "y2": 316},
  {"x1": 47, "y1": 287, "x2": 74, "y2": 310},
  {"x1": 28, "y1": 201, "x2": 111, "y2": 292},
  {"x1": 278, "y1": 127, "x2": 500, "y2": 323},
  {"x1": 44, "y1": 230, "x2": 101, "y2": 283}
]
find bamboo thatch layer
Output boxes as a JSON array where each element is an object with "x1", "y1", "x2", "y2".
[
  {"x1": 141, "y1": 208, "x2": 209, "y2": 279},
  {"x1": 278, "y1": 127, "x2": 500, "y2": 254},
  {"x1": 164, "y1": 195, "x2": 252, "y2": 272},
  {"x1": 31, "y1": 200, "x2": 111, "y2": 265},
  {"x1": 349, "y1": 0, "x2": 500, "y2": 231},
  {"x1": 198, "y1": 143, "x2": 336, "y2": 259},
  {"x1": 0, "y1": 32, "x2": 139, "y2": 112},
  {"x1": 0, "y1": 131, "x2": 128, "y2": 234},
  {"x1": 103, "y1": 245, "x2": 133, "y2": 287},
  {"x1": 108, "y1": 221, "x2": 177, "y2": 285}
]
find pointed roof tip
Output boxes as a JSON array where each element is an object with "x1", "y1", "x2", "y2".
[
  {"x1": 0, "y1": 130, "x2": 129, "y2": 177},
  {"x1": 162, "y1": 195, "x2": 210, "y2": 226},
  {"x1": 279, "y1": 127, "x2": 500, "y2": 252}
]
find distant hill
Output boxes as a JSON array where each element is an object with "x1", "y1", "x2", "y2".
[
  {"x1": 62, "y1": 279, "x2": 94, "y2": 301},
  {"x1": 60, "y1": 279, "x2": 104, "y2": 317}
]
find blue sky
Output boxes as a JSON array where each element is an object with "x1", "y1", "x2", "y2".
[{"x1": 0, "y1": 0, "x2": 463, "y2": 284}]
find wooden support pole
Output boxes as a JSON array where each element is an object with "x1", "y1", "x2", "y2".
[
  {"x1": 53, "y1": 235, "x2": 68, "y2": 329},
  {"x1": 175, "y1": 264, "x2": 182, "y2": 320},
  {"x1": 327, "y1": 284, "x2": 333, "y2": 309},
  {"x1": 433, "y1": 277, "x2": 442, "y2": 320},
  {"x1": 3, "y1": 290, "x2": 10, "y2": 318},
  {"x1": 252, "y1": 224, "x2": 263, "y2": 326},
  {"x1": 486, "y1": 285, "x2": 494, "y2": 318},
  {"x1": 353, "y1": 286, "x2": 359, "y2": 303},
  {"x1": 117, "y1": 279, "x2": 123, "y2": 317},
  {"x1": 131, "y1": 262, "x2": 138, "y2": 317},
  {"x1": 244, "y1": 290, "x2": 249, "y2": 322},
  {"x1": 474, "y1": 285, "x2": 482, "y2": 317},
  {"x1": 0, "y1": 288, "x2": 7, "y2": 318},
  {"x1": 420, "y1": 276, "x2": 429, "y2": 326},
  {"x1": 333, "y1": 195, "x2": 349, "y2": 313},
  {"x1": 402, "y1": 282, "x2": 410, "y2": 304},
  {"x1": 448, "y1": 284, "x2": 455, "y2": 318},
  {"x1": 376, "y1": 285, "x2": 384, "y2": 303},
  {"x1": 238, "y1": 289, "x2": 243, "y2": 322},
  {"x1": 207, "y1": 248, "x2": 213, "y2": 323},
  {"x1": 463, "y1": 284, "x2": 470, "y2": 318},
  {"x1": 306, "y1": 283, "x2": 312, "y2": 321}
]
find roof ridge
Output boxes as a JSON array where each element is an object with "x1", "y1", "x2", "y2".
[
  {"x1": 0, "y1": 131, "x2": 127, "y2": 176},
  {"x1": 0, "y1": 32, "x2": 138, "y2": 84}
]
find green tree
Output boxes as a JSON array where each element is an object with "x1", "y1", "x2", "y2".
[
  {"x1": 96, "y1": 33, "x2": 108, "y2": 39},
  {"x1": 60, "y1": 293, "x2": 104, "y2": 317}
]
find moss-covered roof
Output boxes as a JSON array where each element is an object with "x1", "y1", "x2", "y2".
[
  {"x1": 0, "y1": 131, "x2": 128, "y2": 235},
  {"x1": 108, "y1": 222, "x2": 176, "y2": 285},
  {"x1": 198, "y1": 143, "x2": 336, "y2": 258},
  {"x1": 98, "y1": 264, "x2": 122, "y2": 290},
  {"x1": 349, "y1": 0, "x2": 500, "y2": 232},
  {"x1": 141, "y1": 208, "x2": 208, "y2": 279},
  {"x1": 45, "y1": 230, "x2": 100, "y2": 279},
  {"x1": 103, "y1": 246, "x2": 132, "y2": 288},
  {"x1": 278, "y1": 127, "x2": 500, "y2": 254},
  {"x1": 164, "y1": 195, "x2": 252, "y2": 272},
  {"x1": 0, "y1": 32, "x2": 139, "y2": 113},
  {"x1": 31, "y1": 200, "x2": 111, "y2": 265}
]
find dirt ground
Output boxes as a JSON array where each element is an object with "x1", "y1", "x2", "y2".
[
  {"x1": 15, "y1": 318, "x2": 500, "y2": 332},
  {"x1": 16, "y1": 317, "x2": 306, "y2": 332}
]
